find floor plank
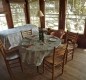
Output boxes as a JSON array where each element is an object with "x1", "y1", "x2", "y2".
[{"x1": 0, "y1": 48, "x2": 86, "y2": 80}]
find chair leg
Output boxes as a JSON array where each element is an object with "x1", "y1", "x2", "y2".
[
  {"x1": 6, "y1": 63, "x2": 15, "y2": 80},
  {"x1": 37, "y1": 60, "x2": 45, "y2": 74},
  {"x1": 37, "y1": 66, "x2": 39, "y2": 73},
  {"x1": 65, "y1": 52, "x2": 68, "y2": 64},
  {"x1": 43, "y1": 60, "x2": 44, "y2": 73},
  {"x1": 64, "y1": 53, "x2": 67, "y2": 64},
  {"x1": 7, "y1": 67, "x2": 13, "y2": 80},
  {"x1": 52, "y1": 66, "x2": 54, "y2": 80},
  {"x1": 19, "y1": 58, "x2": 23, "y2": 72},
  {"x1": 62, "y1": 61, "x2": 64, "y2": 74},
  {"x1": 37, "y1": 66, "x2": 44, "y2": 74},
  {"x1": 72, "y1": 51, "x2": 74, "y2": 60}
]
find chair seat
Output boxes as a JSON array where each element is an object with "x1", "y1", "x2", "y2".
[
  {"x1": 42, "y1": 45, "x2": 67, "y2": 80},
  {"x1": 58, "y1": 44, "x2": 73, "y2": 50},
  {"x1": 67, "y1": 49, "x2": 73, "y2": 53},
  {"x1": 0, "y1": 39, "x2": 23, "y2": 80},
  {"x1": 45, "y1": 56, "x2": 63, "y2": 66},
  {"x1": 67, "y1": 45, "x2": 74, "y2": 49},
  {"x1": 6, "y1": 53, "x2": 19, "y2": 60},
  {"x1": 58, "y1": 43, "x2": 67, "y2": 49}
]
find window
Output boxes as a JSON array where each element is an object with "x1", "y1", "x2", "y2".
[
  {"x1": 45, "y1": 0, "x2": 59, "y2": 30},
  {"x1": 66, "y1": 0, "x2": 86, "y2": 34},
  {"x1": 0, "y1": 14, "x2": 8, "y2": 31},
  {"x1": 10, "y1": 3, "x2": 26, "y2": 27},
  {"x1": 0, "y1": 0, "x2": 8, "y2": 31},
  {"x1": 29, "y1": 0, "x2": 40, "y2": 27}
]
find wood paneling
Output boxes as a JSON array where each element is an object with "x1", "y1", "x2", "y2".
[
  {"x1": 39, "y1": 0, "x2": 45, "y2": 28},
  {"x1": 3, "y1": 0, "x2": 14, "y2": 28},
  {"x1": 0, "y1": 0, "x2": 5, "y2": 14},
  {"x1": 24, "y1": 0, "x2": 30, "y2": 24},
  {"x1": 59, "y1": 0, "x2": 67, "y2": 30},
  {"x1": 77, "y1": 35, "x2": 86, "y2": 48},
  {"x1": 84, "y1": 18, "x2": 86, "y2": 37}
]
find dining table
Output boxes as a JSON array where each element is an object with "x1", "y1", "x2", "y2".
[
  {"x1": 0, "y1": 24, "x2": 38, "y2": 49},
  {"x1": 19, "y1": 34, "x2": 61, "y2": 66}
]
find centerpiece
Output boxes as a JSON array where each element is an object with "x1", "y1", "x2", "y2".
[{"x1": 39, "y1": 27, "x2": 44, "y2": 42}]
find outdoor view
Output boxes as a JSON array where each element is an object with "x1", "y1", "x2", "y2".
[
  {"x1": 45, "y1": 0, "x2": 59, "y2": 30},
  {"x1": 0, "y1": 0, "x2": 8, "y2": 31},
  {"x1": 10, "y1": 3, "x2": 26, "y2": 27},
  {"x1": 0, "y1": 14, "x2": 8, "y2": 31},
  {"x1": 66, "y1": 0, "x2": 86, "y2": 34},
  {"x1": 0, "y1": 0, "x2": 86, "y2": 34},
  {"x1": 29, "y1": 0, "x2": 40, "y2": 27},
  {"x1": 44, "y1": 0, "x2": 86, "y2": 34}
]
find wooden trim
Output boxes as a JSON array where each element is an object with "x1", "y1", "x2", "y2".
[
  {"x1": 58, "y1": 0, "x2": 67, "y2": 30},
  {"x1": 4, "y1": 0, "x2": 14, "y2": 28},
  {"x1": 39, "y1": 0, "x2": 45, "y2": 28},
  {"x1": 84, "y1": 18, "x2": 86, "y2": 37},
  {"x1": 9, "y1": 0, "x2": 25, "y2": 3},
  {"x1": 24, "y1": 0, "x2": 30, "y2": 24}
]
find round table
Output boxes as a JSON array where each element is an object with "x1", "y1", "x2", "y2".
[{"x1": 20, "y1": 34, "x2": 61, "y2": 66}]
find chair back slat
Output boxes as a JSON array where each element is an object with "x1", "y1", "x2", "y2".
[
  {"x1": 52, "y1": 44, "x2": 67, "y2": 64},
  {"x1": 43, "y1": 43, "x2": 67, "y2": 79},
  {"x1": 65, "y1": 31, "x2": 78, "y2": 62},
  {"x1": 0, "y1": 39, "x2": 23, "y2": 80},
  {"x1": 0, "y1": 40, "x2": 6, "y2": 57},
  {"x1": 21, "y1": 29, "x2": 32, "y2": 38},
  {"x1": 66, "y1": 30, "x2": 78, "y2": 43}
]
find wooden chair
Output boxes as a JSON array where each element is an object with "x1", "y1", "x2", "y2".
[
  {"x1": 21, "y1": 29, "x2": 32, "y2": 38},
  {"x1": 43, "y1": 44, "x2": 67, "y2": 80},
  {"x1": 0, "y1": 39, "x2": 23, "y2": 80},
  {"x1": 65, "y1": 30, "x2": 78, "y2": 62}
]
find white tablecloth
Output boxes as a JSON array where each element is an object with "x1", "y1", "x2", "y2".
[
  {"x1": 19, "y1": 35, "x2": 61, "y2": 66},
  {"x1": 0, "y1": 24, "x2": 38, "y2": 49}
]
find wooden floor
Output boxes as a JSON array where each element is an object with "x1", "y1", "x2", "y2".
[{"x1": 0, "y1": 48, "x2": 86, "y2": 80}]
